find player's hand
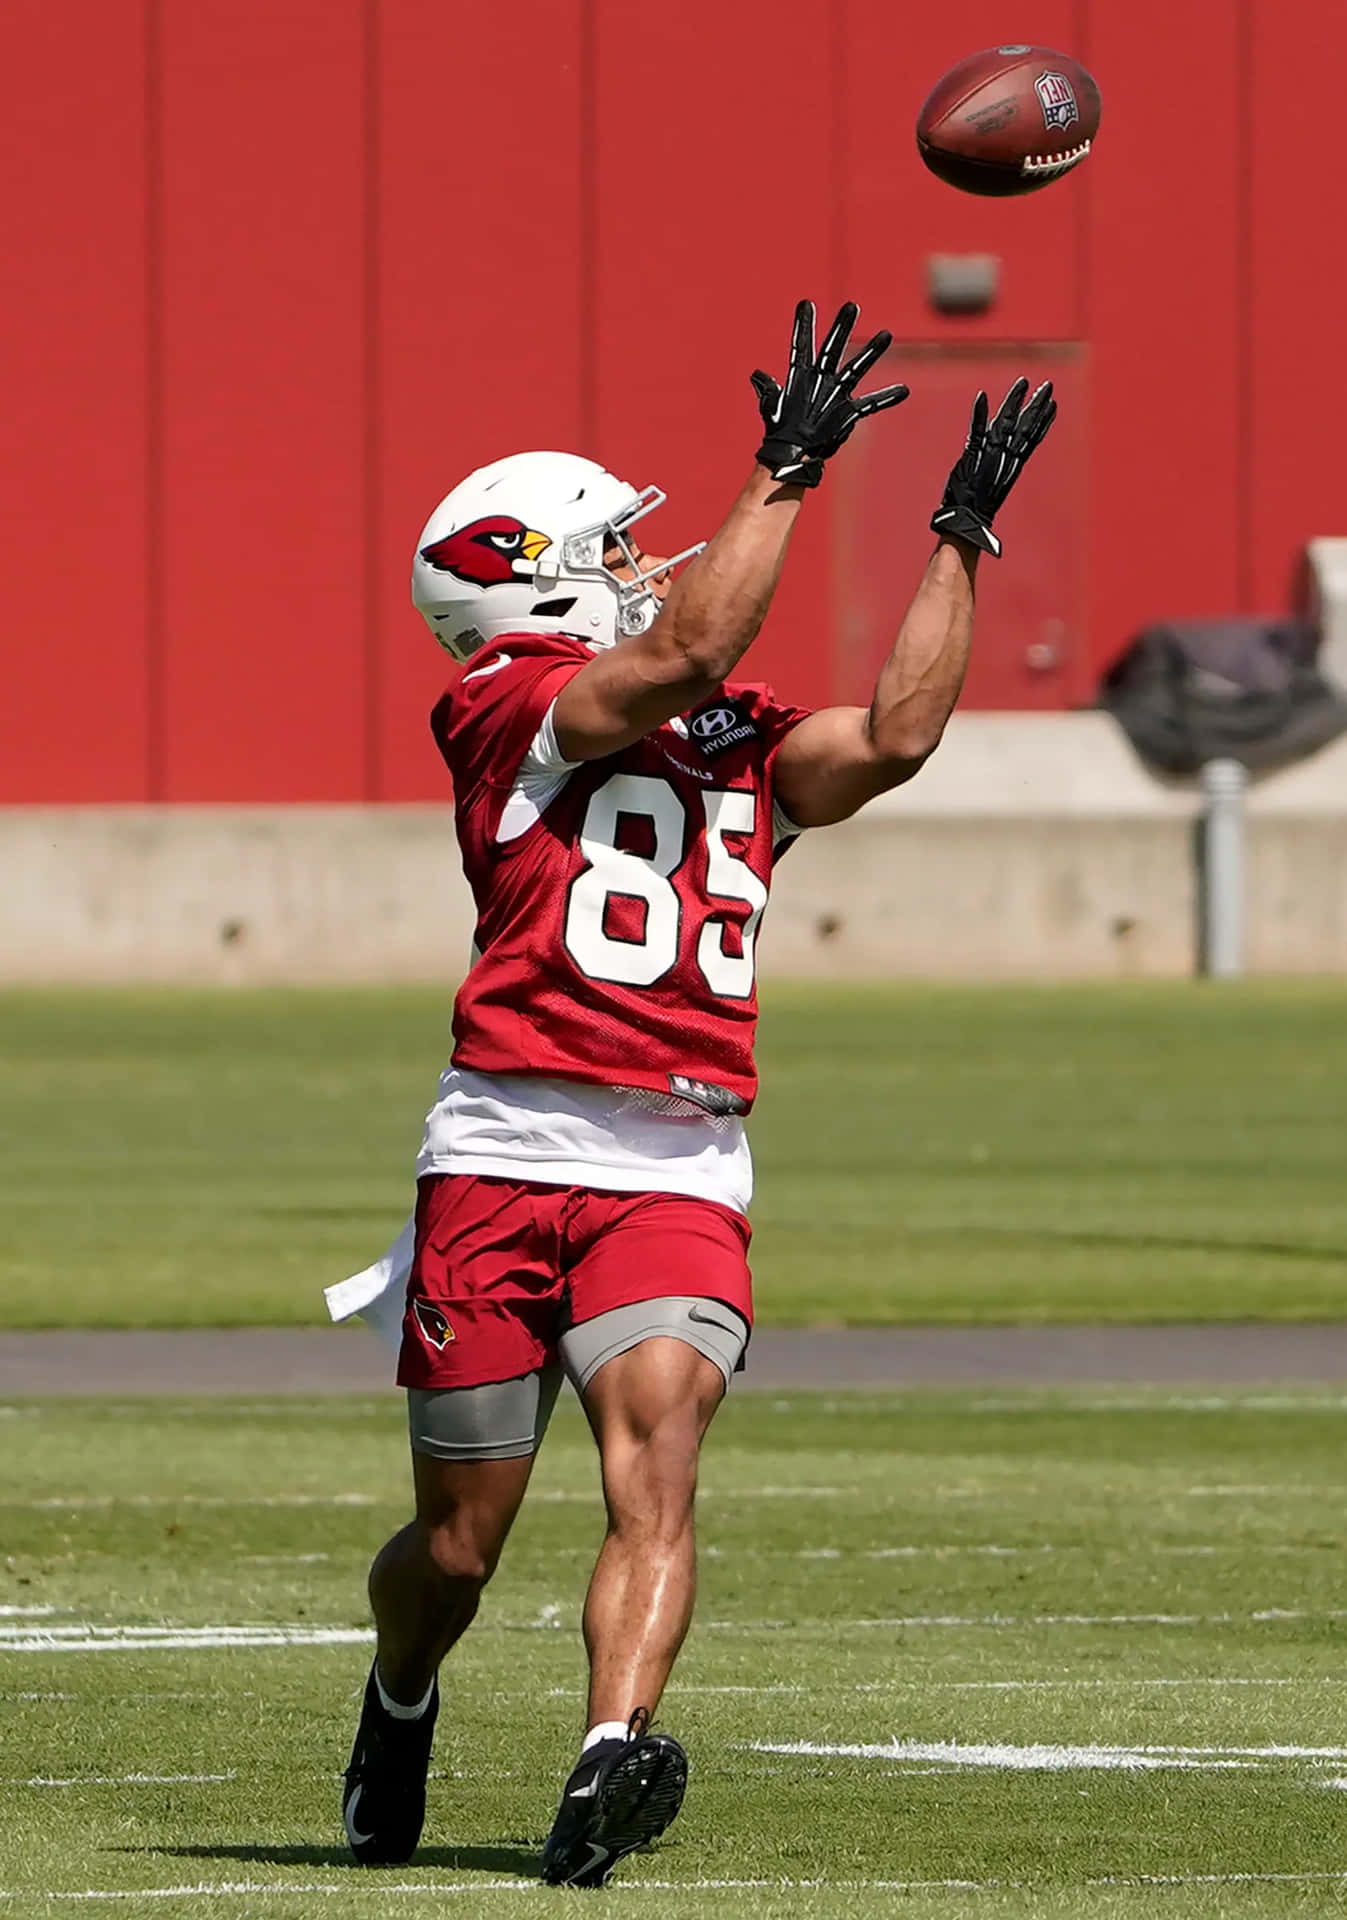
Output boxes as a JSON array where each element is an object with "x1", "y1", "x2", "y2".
[
  {"x1": 751, "y1": 300, "x2": 909, "y2": 489},
  {"x1": 930, "y1": 378, "x2": 1057, "y2": 557}
]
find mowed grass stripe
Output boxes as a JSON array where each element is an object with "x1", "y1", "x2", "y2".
[{"x1": 3, "y1": 983, "x2": 1347, "y2": 1327}]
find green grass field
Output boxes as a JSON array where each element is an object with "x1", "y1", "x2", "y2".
[
  {"x1": 1, "y1": 984, "x2": 1345, "y2": 1328},
  {"x1": 5, "y1": 1389, "x2": 1347, "y2": 1917}
]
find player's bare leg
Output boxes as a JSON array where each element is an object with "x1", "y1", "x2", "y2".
[
  {"x1": 369, "y1": 1450, "x2": 534, "y2": 1701},
  {"x1": 541, "y1": 1337, "x2": 723, "y2": 1886},
  {"x1": 580, "y1": 1338, "x2": 724, "y2": 1722},
  {"x1": 344, "y1": 1451, "x2": 534, "y2": 1865}
]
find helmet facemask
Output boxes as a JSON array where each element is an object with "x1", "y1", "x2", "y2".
[{"x1": 546, "y1": 487, "x2": 705, "y2": 643}]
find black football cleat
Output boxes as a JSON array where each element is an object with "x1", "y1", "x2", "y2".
[
  {"x1": 540, "y1": 1707, "x2": 688, "y2": 1888},
  {"x1": 342, "y1": 1664, "x2": 439, "y2": 1866}
]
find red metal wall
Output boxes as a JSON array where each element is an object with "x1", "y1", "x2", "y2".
[{"x1": 2, "y1": 0, "x2": 1339, "y2": 800}]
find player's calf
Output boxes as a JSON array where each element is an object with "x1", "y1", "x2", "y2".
[{"x1": 346, "y1": 1428, "x2": 539, "y2": 1863}]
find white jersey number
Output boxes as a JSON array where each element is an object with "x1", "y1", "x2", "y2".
[
  {"x1": 562, "y1": 773, "x2": 765, "y2": 999},
  {"x1": 698, "y1": 788, "x2": 768, "y2": 998}
]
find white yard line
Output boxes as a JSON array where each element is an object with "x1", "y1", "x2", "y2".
[
  {"x1": 867, "y1": 1545, "x2": 1053, "y2": 1558},
  {"x1": 756, "y1": 1743, "x2": 1327, "y2": 1766},
  {"x1": 9, "y1": 1871, "x2": 1347, "y2": 1900},
  {"x1": 754, "y1": 1544, "x2": 1307, "y2": 1560},
  {"x1": 1186, "y1": 1485, "x2": 1327, "y2": 1497},
  {"x1": 6, "y1": 1601, "x2": 1344, "y2": 1654},
  {"x1": 649, "y1": 1542, "x2": 1212, "y2": 1562},
  {"x1": 0, "y1": 1625, "x2": 372, "y2": 1653},
  {"x1": 17, "y1": 1773, "x2": 233, "y2": 1788},
  {"x1": 1092, "y1": 1875, "x2": 1347, "y2": 1889},
  {"x1": 5, "y1": 1486, "x2": 844, "y2": 1512},
  {"x1": 705, "y1": 1486, "x2": 845, "y2": 1498},
  {"x1": 970, "y1": 1395, "x2": 1347, "y2": 1414},
  {"x1": 9, "y1": 1494, "x2": 379, "y2": 1511},
  {"x1": 600, "y1": 1675, "x2": 1347, "y2": 1701},
  {"x1": 241, "y1": 1554, "x2": 333, "y2": 1565},
  {"x1": 859, "y1": 1681, "x2": 1343, "y2": 1697},
  {"x1": 703, "y1": 1606, "x2": 1347, "y2": 1631},
  {"x1": 471, "y1": 1673, "x2": 1347, "y2": 1701},
  {"x1": 10, "y1": 1671, "x2": 1328, "y2": 1702},
  {"x1": 0, "y1": 1885, "x2": 531, "y2": 1903},
  {"x1": 749, "y1": 1737, "x2": 1347, "y2": 1772},
  {"x1": 533, "y1": 1487, "x2": 844, "y2": 1503}
]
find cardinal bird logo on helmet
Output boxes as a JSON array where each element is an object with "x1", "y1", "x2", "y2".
[
  {"x1": 412, "y1": 1297, "x2": 455, "y2": 1350},
  {"x1": 418, "y1": 516, "x2": 551, "y2": 587}
]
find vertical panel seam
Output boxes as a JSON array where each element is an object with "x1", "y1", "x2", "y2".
[
  {"x1": 1235, "y1": 0, "x2": 1254, "y2": 609},
  {"x1": 1074, "y1": 0, "x2": 1090, "y2": 345},
  {"x1": 144, "y1": 0, "x2": 164, "y2": 801},
  {"x1": 578, "y1": 0, "x2": 597, "y2": 453},
  {"x1": 1074, "y1": 0, "x2": 1092, "y2": 691},
  {"x1": 830, "y1": 0, "x2": 847, "y2": 302},
  {"x1": 828, "y1": 0, "x2": 848, "y2": 704},
  {"x1": 363, "y1": 0, "x2": 382, "y2": 799}
]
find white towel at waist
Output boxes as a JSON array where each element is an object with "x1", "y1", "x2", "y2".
[{"x1": 323, "y1": 1214, "x2": 415, "y2": 1354}]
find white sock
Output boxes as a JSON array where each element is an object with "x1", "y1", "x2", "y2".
[
  {"x1": 374, "y1": 1665, "x2": 435, "y2": 1721},
  {"x1": 582, "y1": 1719, "x2": 629, "y2": 1754}
]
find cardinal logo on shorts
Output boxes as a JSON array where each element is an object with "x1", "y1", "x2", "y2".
[
  {"x1": 1034, "y1": 72, "x2": 1079, "y2": 130},
  {"x1": 412, "y1": 1297, "x2": 455, "y2": 1350}
]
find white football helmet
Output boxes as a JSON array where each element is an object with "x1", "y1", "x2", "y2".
[{"x1": 411, "y1": 450, "x2": 704, "y2": 662}]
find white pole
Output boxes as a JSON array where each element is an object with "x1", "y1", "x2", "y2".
[{"x1": 1200, "y1": 757, "x2": 1247, "y2": 978}]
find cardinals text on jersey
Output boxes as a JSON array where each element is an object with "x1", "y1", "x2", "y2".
[{"x1": 431, "y1": 634, "x2": 810, "y2": 1113}]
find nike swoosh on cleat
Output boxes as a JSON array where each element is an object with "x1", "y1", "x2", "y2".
[
  {"x1": 343, "y1": 1786, "x2": 376, "y2": 1849},
  {"x1": 566, "y1": 1777, "x2": 601, "y2": 1800},
  {"x1": 578, "y1": 1841, "x2": 611, "y2": 1878}
]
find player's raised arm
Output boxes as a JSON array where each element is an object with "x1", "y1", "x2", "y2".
[
  {"x1": 773, "y1": 377, "x2": 1058, "y2": 828},
  {"x1": 551, "y1": 300, "x2": 909, "y2": 763}
]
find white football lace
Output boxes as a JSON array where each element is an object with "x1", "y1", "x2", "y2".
[{"x1": 1021, "y1": 141, "x2": 1092, "y2": 176}]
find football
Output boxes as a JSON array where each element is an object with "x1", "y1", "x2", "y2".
[{"x1": 917, "y1": 45, "x2": 1101, "y2": 197}]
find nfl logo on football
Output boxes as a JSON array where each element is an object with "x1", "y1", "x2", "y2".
[{"x1": 1034, "y1": 71, "x2": 1079, "y2": 130}]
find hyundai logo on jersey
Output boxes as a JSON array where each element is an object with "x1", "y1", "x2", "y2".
[{"x1": 689, "y1": 699, "x2": 760, "y2": 759}]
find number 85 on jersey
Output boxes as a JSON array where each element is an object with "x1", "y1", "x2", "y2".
[{"x1": 563, "y1": 773, "x2": 768, "y2": 999}]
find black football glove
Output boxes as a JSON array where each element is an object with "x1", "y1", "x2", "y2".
[
  {"x1": 931, "y1": 378, "x2": 1058, "y2": 557},
  {"x1": 751, "y1": 299, "x2": 909, "y2": 488}
]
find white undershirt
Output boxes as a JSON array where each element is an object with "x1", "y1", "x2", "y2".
[{"x1": 417, "y1": 1065, "x2": 753, "y2": 1214}]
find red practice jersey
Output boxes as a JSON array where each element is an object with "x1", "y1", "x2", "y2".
[{"x1": 431, "y1": 632, "x2": 811, "y2": 1114}]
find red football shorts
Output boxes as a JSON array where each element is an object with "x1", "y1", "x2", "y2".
[{"x1": 396, "y1": 1172, "x2": 754, "y2": 1392}]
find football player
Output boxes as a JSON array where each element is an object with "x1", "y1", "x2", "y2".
[{"x1": 339, "y1": 301, "x2": 1055, "y2": 1886}]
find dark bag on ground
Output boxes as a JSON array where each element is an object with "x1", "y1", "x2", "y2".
[{"x1": 1098, "y1": 616, "x2": 1347, "y2": 775}]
